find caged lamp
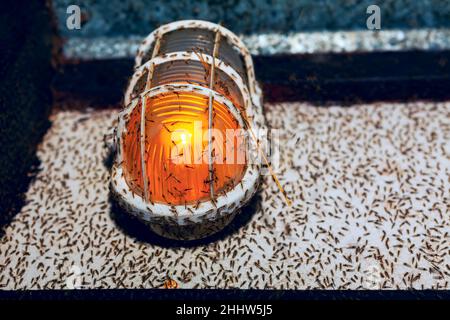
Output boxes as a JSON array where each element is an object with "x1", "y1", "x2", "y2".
[{"x1": 109, "y1": 20, "x2": 268, "y2": 240}]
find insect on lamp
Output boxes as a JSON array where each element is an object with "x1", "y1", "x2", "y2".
[{"x1": 110, "y1": 20, "x2": 281, "y2": 240}]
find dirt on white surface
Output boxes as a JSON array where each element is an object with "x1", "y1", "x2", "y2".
[{"x1": 0, "y1": 101, "x2": 449, "y2": 289}]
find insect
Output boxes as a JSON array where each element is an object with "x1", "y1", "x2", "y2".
[{"x1": 163, "y1": 276, "x2": 179, "y2": 289}]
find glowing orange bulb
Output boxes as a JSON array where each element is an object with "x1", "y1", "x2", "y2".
[{"x1": 122, "y1": 92, "x2": 246, "y2": 205}]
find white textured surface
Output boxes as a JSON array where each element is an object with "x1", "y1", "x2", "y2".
[{"x1": 0, "y1": 101, "x2": 449, "y2": 289}]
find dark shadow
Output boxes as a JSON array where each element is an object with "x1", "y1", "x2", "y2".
[
  {"x1": 55, "y1": 50, "x2": 450, "y2": 109},
  {"x1": 109, "y1": 191, "x2": 262, "y2": 248},
  {"x1": 0, "y1": 157, "x2": 44, "y2": 238},
  {"x1": 103, "y1": 146, "x2": 115, "y2": 171},
  {"x1": 0, "y1": 0, "x2": 55, "y2": 237}
]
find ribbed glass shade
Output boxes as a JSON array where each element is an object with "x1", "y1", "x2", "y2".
[
  {"x1": 123, "y1": 92, "x2": 246, "y2": 205},
  {"x1": 122, "y1": 23, "x2": 252, "y2": 205}
]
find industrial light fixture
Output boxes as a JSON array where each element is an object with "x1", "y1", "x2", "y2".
[{"x1": 110, "y1": 20, "x2": 269, "y2": 240}]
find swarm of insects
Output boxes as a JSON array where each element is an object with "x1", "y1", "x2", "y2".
[{"x1": 109, "y1": 20, "x2": 267, "y2": 240}]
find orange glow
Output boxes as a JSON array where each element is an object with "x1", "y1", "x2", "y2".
[{"x1": 123, "y1": 92, "x2": 246, "y2": 205}]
